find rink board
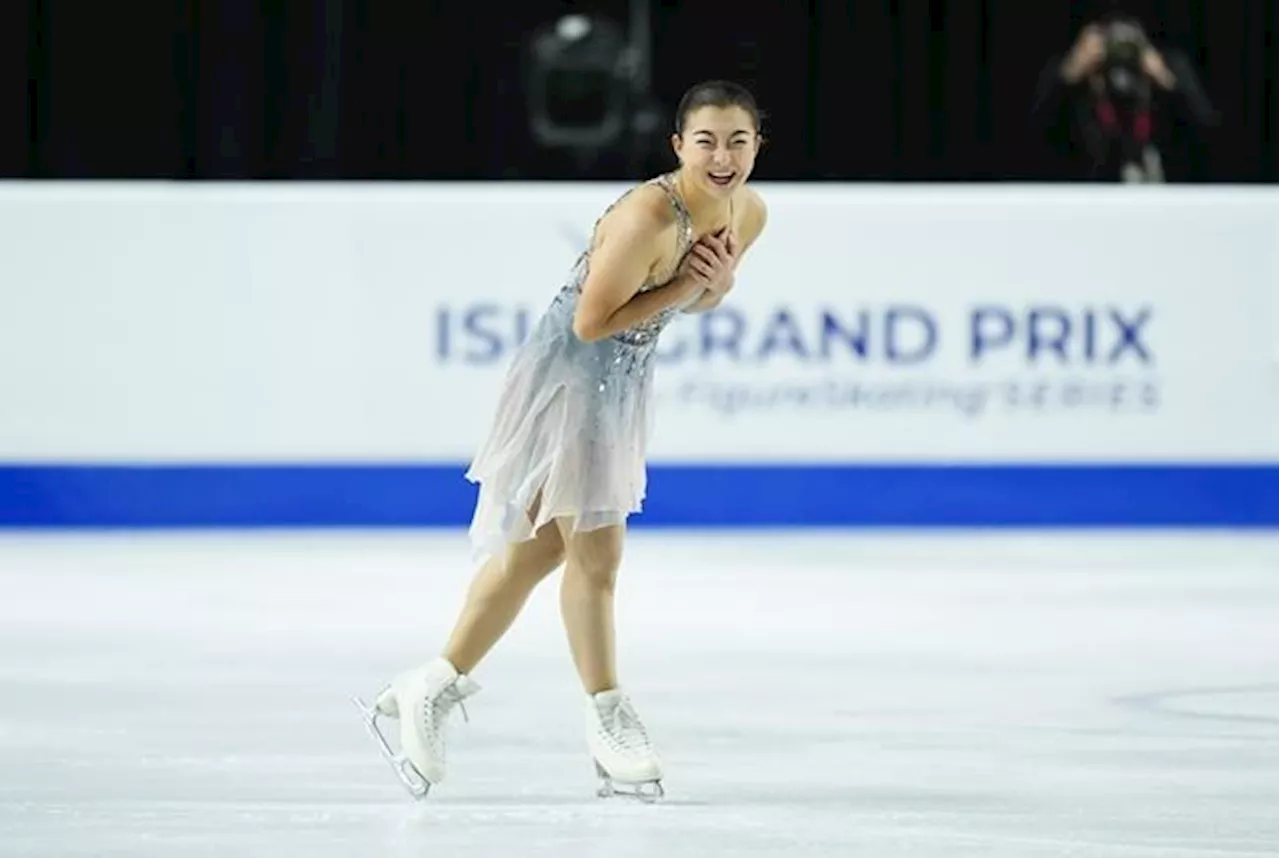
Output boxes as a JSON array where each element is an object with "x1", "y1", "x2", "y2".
[
  {"x1": 0, "y1": 183, "x2": 1275, "y2": 527},
  {"x1": 0, "y1": 463, "x2": 1274, "y2": 527}
]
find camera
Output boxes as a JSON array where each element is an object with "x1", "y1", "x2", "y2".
[{"x1": 1101, "y1": 19, "x2": 1150, "y2": 99}]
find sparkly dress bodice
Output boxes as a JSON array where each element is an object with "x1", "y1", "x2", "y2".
[
  {"x1": 463, "y1": 172, "x2": 705, "y2": 561},
  {"x1": 555, "y1": 172, "x2": 695, "y2": 349}
]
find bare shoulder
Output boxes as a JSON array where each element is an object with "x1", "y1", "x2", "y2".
[
  {"x1": 594, "y1": 183, "x2": 678, "y2": 248},
  {"x1": 587, "y1": 183, "x2": 680, "y2": 281},
  {"x1": 739, "y1": 186, "x2": 768, "y2": 237},
  {"x1": 734, "y1": 185, "x2": 768, "y2": 255}
]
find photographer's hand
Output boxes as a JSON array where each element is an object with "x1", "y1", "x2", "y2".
[
  {"x1": 1061, "y1": 25, "x2": 1105, "y2": 83},
  {"x1": 1141, "y1": 47, "x2": 1177, "y2": 90}
]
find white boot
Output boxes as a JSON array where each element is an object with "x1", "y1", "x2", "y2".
[
  {"x1": 354, "y1": 656, "x2": 480, "y2": 799},
  {"x1": 586, "y1": 689, "x2": 664, "y2": 800}
]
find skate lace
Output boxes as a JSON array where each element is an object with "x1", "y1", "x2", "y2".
[
  {"x1": 422, "y1": 681, "x2": 470, "y2": 757},
  {"x1": 599, "y1": 696, "x2": 651, "y2": 756}
]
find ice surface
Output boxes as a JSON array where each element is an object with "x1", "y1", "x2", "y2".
[{"x1": 0, "y1": 531, "x2": 1275, "y2": 857}]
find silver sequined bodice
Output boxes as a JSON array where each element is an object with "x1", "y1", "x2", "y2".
[
  {"x1": 557, "y1": 172, "x2": 694, "y2": 350},
  {"x1": 466, "y1": 178, "x2": 702, "y2": 555},
  {"x1": 523, "y1": 173, "x2": 697, "y2": 395}
]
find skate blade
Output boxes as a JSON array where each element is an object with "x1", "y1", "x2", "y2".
[
  {"x1": 352, "y1": 696, "x2": 431, "y2": 800},
  {"x1": 594, "y1": 760, "x2": 664, "y2": 802}
]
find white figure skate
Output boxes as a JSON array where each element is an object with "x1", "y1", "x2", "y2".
[
  {"x1": 586, "y1": 689, "x2": 664, "y2": 801},
  {"x1": 352, "y1": 656, "x2": 480, "y2": 799}
]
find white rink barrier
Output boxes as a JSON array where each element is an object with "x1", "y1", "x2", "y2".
[{"x1": 0, "y1": 183, "x2": 1275, "y2": 527}]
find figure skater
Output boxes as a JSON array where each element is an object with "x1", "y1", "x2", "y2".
[{"x1": 357, "y1": 79, "x2": 769, "y2": 801}]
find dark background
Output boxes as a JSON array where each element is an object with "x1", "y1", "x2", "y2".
[{"x1": 1, "y1": 0, "x2": 1274, "y2": 182}]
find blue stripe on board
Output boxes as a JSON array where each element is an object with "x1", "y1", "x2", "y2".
[{"x1": 0, "y1": 463, "x2": 1274, "y2": 528}]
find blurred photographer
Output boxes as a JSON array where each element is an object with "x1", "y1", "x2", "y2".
[{"x1": 1032, "y1": 15, "x2": 1219, "y2": 182}]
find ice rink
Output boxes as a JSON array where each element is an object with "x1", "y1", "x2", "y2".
[{"x1": 0, "y1": 530, "x2": 1275, "y2": 857}]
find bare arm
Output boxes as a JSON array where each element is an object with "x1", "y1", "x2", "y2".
[
  {"x1": 572, "y1": 202, "x2": 703, "y2": 343},
  {"x1": 682, "y1": 288, "x2": 727, "y2": 315}
]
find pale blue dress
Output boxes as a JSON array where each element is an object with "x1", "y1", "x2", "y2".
[{"x1": 464, "y1": 173, "x2": 697, "y2": 560}]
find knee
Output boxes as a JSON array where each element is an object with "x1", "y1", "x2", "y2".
[
  {"x1": 565, "y1": 543, "x2": 622, "y2": 591},
  {"x1": 538, "y1": 542, "x2": 568, "y2": 577},
  {"x1": 502, "y1": 526, "x2": 565, "y2": 582},
  {"x1": 516, "y1": 544, "x2": 565, "y2": 582}
]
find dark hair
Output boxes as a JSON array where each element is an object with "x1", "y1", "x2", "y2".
[{"x1": 674, "y1": 80, "x2": 765, "y2": 136}]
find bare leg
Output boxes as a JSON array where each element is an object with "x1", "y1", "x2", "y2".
[
  {"x1": 442, "y1": 519, "x2": 565, "y2": 675},
  {"x1": 556, "y1": 521, "x2": 624, "y2": 694},
  {"x1": 358, "y1": 503, "x2": 565, "y2": 798}
]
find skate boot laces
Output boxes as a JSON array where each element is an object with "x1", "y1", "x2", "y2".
[
  {"x1": 423, "y1": 678, "x2": 476, "y2": 760},
  {"x1": 595, "y1": 693, "x2": 651, "y2": 756}
]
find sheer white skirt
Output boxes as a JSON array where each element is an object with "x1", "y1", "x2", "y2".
[{"x1": 464, "y1": 289, "x2": 657, "y2": 562}]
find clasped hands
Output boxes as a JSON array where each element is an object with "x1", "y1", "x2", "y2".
[{"x1": 679, "y1": 227, "x2": 738, "y2": 297}]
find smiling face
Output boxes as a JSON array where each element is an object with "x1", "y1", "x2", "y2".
[{"x1": 671, "y1": 105, "x2": 761, "y2": 199}]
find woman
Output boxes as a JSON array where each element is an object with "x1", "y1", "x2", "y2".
[{"x1": 357, "y1": 80, "x2": 769, "y2": 800}]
